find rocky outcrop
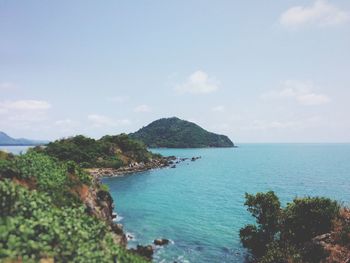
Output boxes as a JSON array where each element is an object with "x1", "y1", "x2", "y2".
[
  {"x1": 154, "y1": 238, "x2": 170, "y2": 246},
  {"x1": 82, "y1": 179, "x2": 127, "y2": 246},
  {"x1": 130, "y1": 245, "x2": 154, "y2": 261},
  {"x1": 86, "y1": 156, "x2": 176, "y2": 178}
]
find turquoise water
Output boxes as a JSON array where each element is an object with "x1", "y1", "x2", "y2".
[{"x1": 103, "y1": 144, "x2": 350, "y2": 262}]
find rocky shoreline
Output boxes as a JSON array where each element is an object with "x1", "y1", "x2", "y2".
[
  {"x1": 86, "y1": 156, "x2": 176, "y2": 179},
  {"x1": 85, "y1": 155, "x2": 202, "y2": 261}
]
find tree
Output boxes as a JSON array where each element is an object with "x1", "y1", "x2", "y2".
[
  {"x1": 240, "y1": 191, "x2": 281, "y2": 257},
  {"x1": 239, "y1": 192, "x2": 340, "y2": 263},
  {"x1": 283, "y1": 197, "x2": 340, "y2": 245}
]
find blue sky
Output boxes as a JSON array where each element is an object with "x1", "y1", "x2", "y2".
[{"x1": 0, "y1": 0, "x2": 349, "y2": 142}]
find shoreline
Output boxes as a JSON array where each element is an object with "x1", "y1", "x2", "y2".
[
  {"x1": 85, "y1": 154, "x2": 201, "y2": 260},
  {"x1": 85, "y1": 156, "x2": 176, "y2": 260},
  {"x1": 86, "y1": 156, "x2": 176, "y2": 179}
]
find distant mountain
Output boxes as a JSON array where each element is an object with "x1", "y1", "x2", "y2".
[
  {"x1": 0, "y1": 131, "x2": 48, "y2": 146},
  {"x1": 130, "y1": 117, "x2": 234, "y2": 148}
]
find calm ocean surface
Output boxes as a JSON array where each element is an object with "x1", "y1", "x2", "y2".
[{"x1": 103, "y1": 144, "x2": 350, "y2": 263}]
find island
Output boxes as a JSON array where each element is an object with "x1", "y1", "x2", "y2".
[
  {"x1": 0, "y1": 131, "x2": 48, "y2": 146},
  {"x1": 129, "y1": 117, "x2": 234, "y2": 148}
]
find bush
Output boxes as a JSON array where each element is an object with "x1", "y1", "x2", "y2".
[
  {"x1": 0, "y1": 152, "x2": 92, "y2": 207},
  {"x1": 240, "y1": 191, "x2": 281, "y2": 257},
  {"x1": 37, "y1": 134, "x2": 156, "y2": 168},
  {"x1": 283, "y1": 197, "x2": 340, "y2": 244},
  {"x1": 0, "y1": 179, "x2": 146, "y2": 263},
  {"x1": 240, "y1": 192, "x2": 340, "y2": 263}
]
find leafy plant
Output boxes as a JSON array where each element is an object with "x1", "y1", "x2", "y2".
[
  {"x1": 240, "y1": 192, "x2": 340, "y2": 263},
  {"x1": 34, "y1": 133, "x2": 157, "y2": 168},
  {"x1": 0, "y1": 179, "x2": 146, "y2": 263}
]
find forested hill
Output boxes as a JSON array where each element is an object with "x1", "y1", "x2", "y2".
[{"x1": 129, "y1": 117, "x2": 234, "y2": 148}]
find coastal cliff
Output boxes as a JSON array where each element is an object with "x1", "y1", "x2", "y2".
[
  {"x1": 0, "y1": 134, "x2": 177, "y2": 262},
  {"x1": 0, "y1": 137, "x2": 156, "y2": 262}
]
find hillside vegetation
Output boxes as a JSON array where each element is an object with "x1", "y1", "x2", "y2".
[
  {"x1": 0, "y1": 150, "x2": 147, "y2": 262},
  {"x1": 34, "y1": 133, "x2": 160, "y2": 168},
  {"x1": 130, "y1": 117, "x2": 234, "y2": 148}
]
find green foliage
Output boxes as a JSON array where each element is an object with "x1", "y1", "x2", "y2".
[
  {"x1": 283, "y1": 197, "x2": 340, "y2": 244},
  {"x1": 100, "y1": 183, "x2": 109, "y2": 192},
  {"x1": 260, "y1": 242, "x2": 302, "y2": 263},
  {"x1": 130, "y1": 117, "x2": 234, "y2": 148},
  {"x1": 36, "y1": 133, "x2": 156, "y2": 168},
  {"x1": 0, "y1": 152, "x2": 92, "y2": 207},
  {"x1": 240, "y1": 192, "x2": 340, "y2": 263},
  {"x1": 245, "y1": 192, "x2": 281, "y2": 237},
  {"x1": 240, "y1": 191, "x2": 281, "y2": 257},
  {"x1": 101, "y1": 134, "x2": 153, "y2": 163},
  {"x1": 0, "y1": 179, "x2": 146, "y2": 263}
]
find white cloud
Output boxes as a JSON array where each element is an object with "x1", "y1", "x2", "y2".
[
  {"x1": 0, "y1": 100, "x2": 51, "y2": 121},
  {"x1": 88, "y1": 114, "x2": 131, "y2": 128},
  {"x1": 280, "y1": 0, "x2": 350, "y2": 28},
  {"x1": 134, "y1": 104, "x2": 152, "y2": 113},
  {"x1": 0, "y1": 82, "x2": 16, "y2": 91},
  {"x1": 261, "y1": 80, "x2": 330, "y2": 106},
  {"x1": 0, "y1": 99, "x2": 52, "y2": 133},
  {"x1": 0, "y1": 100, "x2": 51, "y2": 111},
  {"x1": 211, "y1": 105, "x2": 225, "y2": 112},
  {"x1": 175, "y1": 70, "x2": 219, "y2": 94}
]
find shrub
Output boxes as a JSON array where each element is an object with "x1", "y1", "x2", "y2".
[
  {"x1": 283, "y1": 197, "x2": 340, "y2": 244},
  {"x1": 240, "y1": 192, "x2": 340, "y2": 263},
  {"x1": 0, "y1": 180, "x2": 146, "y2": 263},
  {"x1": 240, "y1": 191, "x2": 281, "y2": 257},
  {"x1": 36, "y1": 134, "x2": 156, "y2": 168}
]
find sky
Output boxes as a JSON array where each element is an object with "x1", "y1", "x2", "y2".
[{"x1": 0, "y1": 0, "x2": 349, "y2": 142}]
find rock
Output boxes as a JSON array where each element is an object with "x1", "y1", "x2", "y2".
[
  {"x1": 111, "y1": 223, "x2": 124, "y2": 235},
  {"x1": 170, "y1": 165, "x2": 176, "y2": 168},
  {"x1": 130, "y1": 245, "x2": 154, "y2": 260},
  {"x1": 154, "y1": 238, "x2": 170, "y2": 246}
]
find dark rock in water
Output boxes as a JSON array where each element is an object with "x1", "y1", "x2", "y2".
[
  {"x1": 170, "y1": 165, "x2": 176, "y2": 168},
  {"x1": 191, "y1": 156, "x2": 201, "y2": 161},
  {"x1": 111, "y1": 223, "x2": 124, "y2": 235},
  {"x1": 112, "y1": 212, "x2": 117, "y2": 219},
  {"x1": 130, "y1": 245, "x2": 154, "y2": 260},
  {"x1": 195, "y1": 246, "x2": 204, "y2": 251},
  {"x1": 154, "y1": 238, "x2": 170, "y2": 246},
  {"x1": 221, "y1": 247, "x2": 230, "y2": 253}
]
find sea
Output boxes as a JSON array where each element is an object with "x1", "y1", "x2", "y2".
[
  {"x1": 102, "y1": 144, "x2": 350, "y2": 263},
  {"x1": 3, "y1": 144, "x2": 350, "y2": 262}
]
